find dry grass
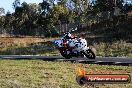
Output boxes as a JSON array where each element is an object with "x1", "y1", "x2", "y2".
[
  {"x1": 0, "y1": 37, "x2": 58, "y2": 46},
  {"x1": 93, "y1": 40, "x2": 132, "y2": 57},
  {"x1": 0, "y1": 60, "x2": 132, "y2": 88},
  {"x1": 0, "y1": 37, "x2": 132, "y2": 57},
  {"x1": 0, "y1": 37, "x2": 59, "y2": 55}
]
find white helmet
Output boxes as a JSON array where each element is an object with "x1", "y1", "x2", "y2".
[{"x1": 67, "y1": 33, "x2": 72, "y2": 37}]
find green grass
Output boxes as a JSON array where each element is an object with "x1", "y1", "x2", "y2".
[
  {"x1": 0, "y1": 43, "x2": 59, "y2": 55},
  {"x1": 92, "y1": 40, "x2": 132, "y2": 57},
  {"x1": 0, "y1": 60, "x2": 132, "y2": 88}
]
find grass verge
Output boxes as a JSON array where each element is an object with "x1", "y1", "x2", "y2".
[
  {"x1": 0, "y1": 37, "x2": 132, "y2": 57},
  {"x1": 92, "y1": 40, "x2": 132, "y2": 57},
  {"x1": 0, "y1": 60, "x2": 132, "y2": 88}
]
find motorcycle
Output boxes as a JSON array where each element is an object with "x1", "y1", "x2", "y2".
[{"x1": 52, "y1": 28, "x2": 96, "y2": 59}]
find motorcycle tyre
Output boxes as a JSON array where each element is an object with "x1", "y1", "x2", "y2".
[
  {"x1": 60, "y1": 50, "x2": 71, "y2": 59},
  {"x1": 83, "y1": 49, "x2": 96, "y2": 59}
]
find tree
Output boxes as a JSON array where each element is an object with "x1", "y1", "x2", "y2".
[
  {"x1": 39, "y1": 0, "x2": 50, "y2": 16},
  {"x1": 12, "y1": 0, "x2": 21, "y2": 10},
  {"x1": 94, "y1": 0, "x2": 124, "y2": 12},
  {"x1": 0, "y1": 8, "x2": 5, "y2": 15}
]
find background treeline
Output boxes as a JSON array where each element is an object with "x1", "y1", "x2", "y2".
[{"x1": 0, "y1": 0, "x2": 132, "y2": 37}]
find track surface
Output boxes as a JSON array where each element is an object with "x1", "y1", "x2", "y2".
[{"x1": 0, "y1": 55, "x2": 132, "y2": 65}]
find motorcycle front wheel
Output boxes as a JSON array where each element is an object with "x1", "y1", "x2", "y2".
[
  {"x1": 60, "y1": 49, "x2": 71, "y2": 59},
  {"x1": 83, "y1": 49, "x2": 96, "y2": 59}
]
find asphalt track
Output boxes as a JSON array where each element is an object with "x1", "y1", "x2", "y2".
[{"x1": 0, "y1": 55, "x2": 132, "y2": 66}]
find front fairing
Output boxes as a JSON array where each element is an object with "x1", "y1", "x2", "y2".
[{"x1": 53, "y1": 39, "x2": 63, "y2": 47}]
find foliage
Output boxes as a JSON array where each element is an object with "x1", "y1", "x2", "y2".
[
  {"x1": 0, "y1": 0, "x2": 131, "y2": 37},
  {"x1": 0, "y1": 8, "x2": 5, "y2": 15}
]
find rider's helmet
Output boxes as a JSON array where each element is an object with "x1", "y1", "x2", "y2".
[
  {"x1": 65, "y1": 32, "x2": 74, "y2": 39},
  {"x1": 67, "y1": 33, "x2": 72, "y2": 37}
]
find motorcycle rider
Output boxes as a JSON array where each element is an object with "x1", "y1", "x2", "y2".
[
  {"x1": 62, "y1": 32, "x2": 73, "y2": 48},
  {"x1": 63, "y1": 32, "x2": 85, "y2": 57},
  {"x1": 53, "y1": 28, "x2": 95, "y2": 59},
  {"x1": 64, "y1": 32, "x2": 75, "y2": 39},
  {"x1": 63, "y1": 32, "x2": 79, "y2": 55}
]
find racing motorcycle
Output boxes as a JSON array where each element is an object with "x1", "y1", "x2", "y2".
[{"x1": 53, "y1": 28, "x2": 96, "y2": 59}]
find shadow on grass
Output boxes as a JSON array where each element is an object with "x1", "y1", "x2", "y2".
[{"x1": 0, "y1": 41, "x2": 58, "y2": 55}]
